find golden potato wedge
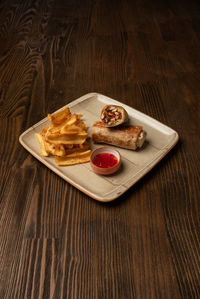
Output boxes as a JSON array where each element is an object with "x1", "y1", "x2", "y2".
[
  {"x1": 35, "y1": 106, "x2": 90, "y2": 166},
  {"x1": 35, "y1": 133, "x2": 49, "y2": 156},
  {"x1": 45, "y1": 142, "x2": 66, "y2": 157},
  {"x1": 41, "y1": 126, "x2": 49, "y2": 135},
  {"x1": 45, "y1": 131, "x2": 88, "y2": 145},
  {"x1": 60, "y1": 124, "x2": 85, "y2": 134},
  {"x1": 55, "y1": 150, "x2": 91, "y2": 166},
  {"x1": 64, "y1": 141, "x2": 90, "y2": 154},
  {"x1": 63, "y1": 113, "x2": 82, "y2": 126},
  {"x1": 47, "y1": 114, "x2": 82, "y2": 134},
  {"x1": 76, "y1": 120, "x2": 88, "y2": 131},
  {"x1": 48, "y1": 107, "x2": 70, "y2": 125}
]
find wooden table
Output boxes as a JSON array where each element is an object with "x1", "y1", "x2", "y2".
[{"x1": 1, "y1": 0, "x2": 200, "y2": 298}]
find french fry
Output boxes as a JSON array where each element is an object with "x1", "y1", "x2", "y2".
[
  {"x1": 76, "y1": 120, "x2": 88, "y2": 131},
  {"x1": 62, "y1": 113, "x2": 82, "y2": 126},
  {"x1": 55, "y1": 150, "x2": 91, "y2": 166},
  {"x1": 60, "y1": 124, "x2": 84, "y2": 134},
  {"x1": 35, "y1": 133, "x2": 49, "y2": 156},
  {"x1": 48, "y1": 107, "x2": 70, "y2": 125},
  {"x1": 35, "y1": 107, "x2": 91, "y2": 166},
  {"x1": 45, "y1": 142, "x2": 66, "y2": 156},
  {"x1": 41, "y1": 126, "x2": 49, "y2": 135},
  {"x1": 64, "y1": 141, "x2": 90, "y2": 154},
  {"x1": 47, "y1": 114, "x2": 82, "y2": 134},
  {"x1": 45, "y1": 131, "x2": 88, "y2": 145}
]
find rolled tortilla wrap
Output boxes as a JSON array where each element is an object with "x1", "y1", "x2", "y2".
[
  {"x1": 92, "y1": 122, "x2": 146, "y2": 150},
  {"x1": 100, "y1": 105, "x2": 128, "y2": 127}
]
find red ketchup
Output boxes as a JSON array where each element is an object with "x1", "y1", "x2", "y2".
[{"x1": 93, "y1": 153, "x2": 118, "y2": 168}]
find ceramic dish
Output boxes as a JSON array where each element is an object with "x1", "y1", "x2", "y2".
[
  {"x1": 19, "y1": 92, "x2": 179, "y2": 202},
  {"x1": 90, "y1": 147, "x2": 121, "y2": 175}
]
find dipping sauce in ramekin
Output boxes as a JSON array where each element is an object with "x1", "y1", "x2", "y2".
[{"x1": 90, "y1": 147, "x2": 121, "y2": 175}]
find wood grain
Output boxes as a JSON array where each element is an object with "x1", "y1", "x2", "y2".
[{"x1": 0, "y1": 0, "x2": 200, "y2": 298}]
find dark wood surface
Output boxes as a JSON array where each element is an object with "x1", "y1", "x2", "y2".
[{"x1": 1, "y1": 0, "x2": 200, "y2": 298}]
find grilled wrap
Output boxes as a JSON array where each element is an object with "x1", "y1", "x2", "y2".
[
  {"x1": 100, "y1": 105, "x2": 128, "y2": 127},
  {"x1": 92, "y1": 122, "x2": 146, "y2": 150}
]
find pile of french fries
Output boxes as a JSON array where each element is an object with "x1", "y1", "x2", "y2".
[{"x1": 35, "y1": 107, "x2": 91, "y2": 166}]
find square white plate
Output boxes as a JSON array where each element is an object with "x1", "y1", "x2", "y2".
[{"x1": 19, "y1": 92, "x2": 179, "y2": 202}]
